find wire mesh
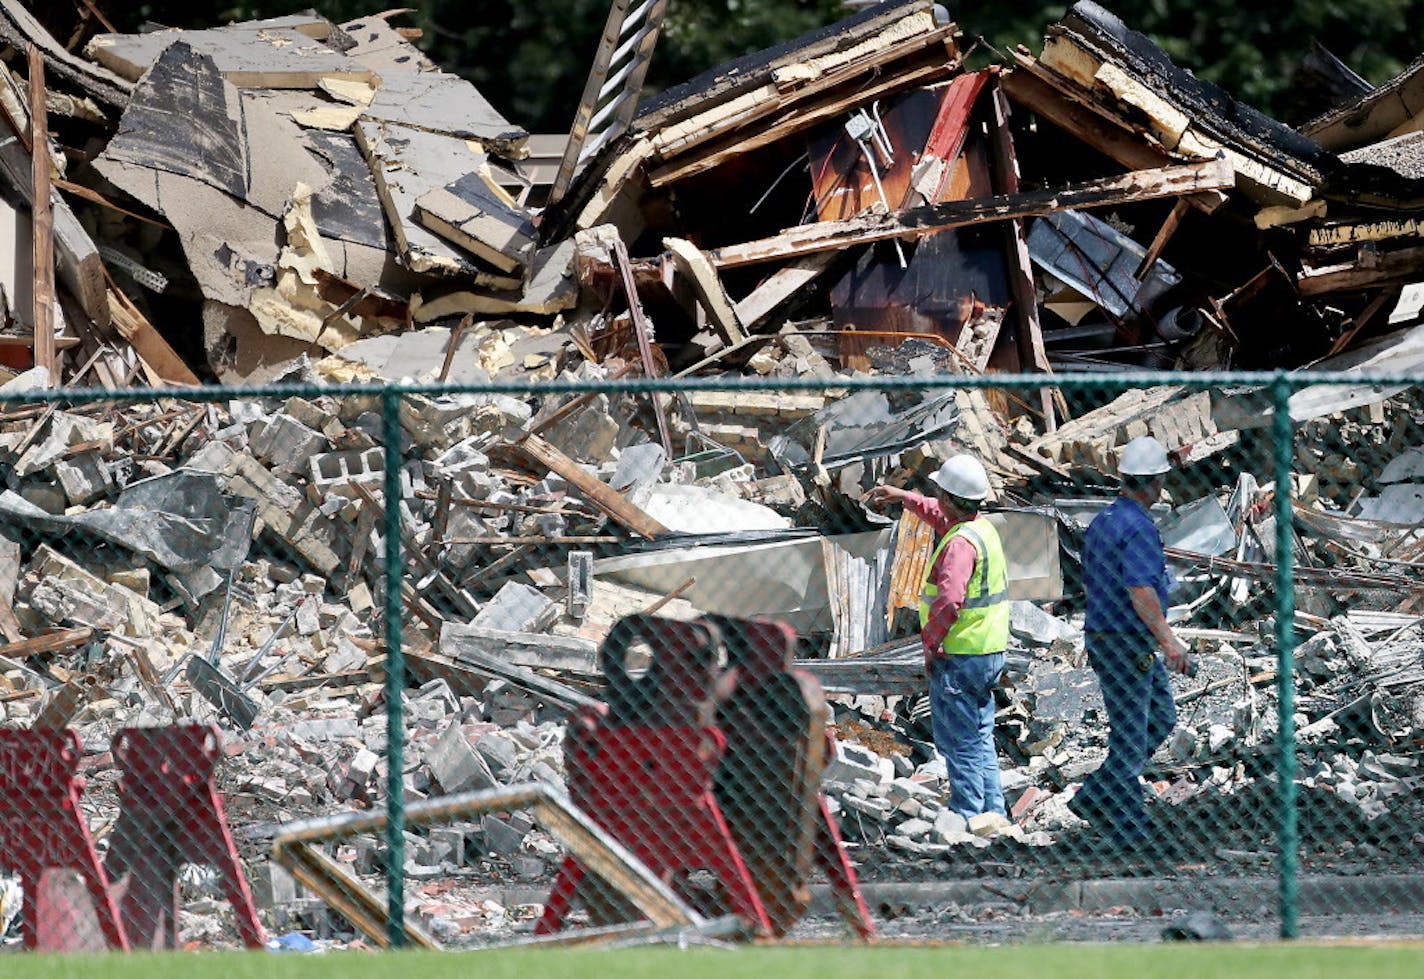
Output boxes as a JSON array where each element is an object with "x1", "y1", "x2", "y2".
[{"x1": 0, "y1": 374, "x2": 1421, "y2": 950}]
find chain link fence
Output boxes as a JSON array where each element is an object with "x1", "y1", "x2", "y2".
[{"x1": 0, "y1": 372, "x2": 1421, "y2": 951}]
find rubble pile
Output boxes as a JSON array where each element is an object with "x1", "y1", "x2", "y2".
[{"x1": 0, "y1": 0, "x2": 1423, "y2": 948}]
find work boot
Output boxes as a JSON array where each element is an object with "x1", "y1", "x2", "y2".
[{"x1": 1065, "y1": 787, "x2": 1109, "y2": 826}]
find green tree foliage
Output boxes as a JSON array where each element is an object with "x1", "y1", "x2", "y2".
[{"x1": 92, "y1": 0, "x2": 1424, "y2": 131}]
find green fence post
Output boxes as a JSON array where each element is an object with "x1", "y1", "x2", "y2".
[
  {"x1": 382, "y1": 386, "x2": 407, "y2": 947},
  {"x1": 1272, "y1": 372, "x2": 1298, "y2": 939}
]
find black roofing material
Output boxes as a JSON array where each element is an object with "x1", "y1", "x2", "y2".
[
  {"x1": 1061, "y1": 1, "x2": 1335, "y2": 181},
  {"x1": 636, "y1": 0, "x2": 928, "y2": 127}
]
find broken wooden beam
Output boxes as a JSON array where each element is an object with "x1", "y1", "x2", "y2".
[
  {"x1": 518, "y1": 434, "x2": 670, "y2": 540},
  {"x1": 708, "y1": 158, "x2": 1234, "y2": 269},
  {"x1": 987, "y1": 75, "x2": 1056, "y2": 430},
  {"x1": 664, "y1": 237, "x2": 745, "y2": 345},
  {"x1": 27, "y1": 46, "x2": 55, "y2": 385},
  {"x1": 1136, "y1": 198, "x2": 1192, "y2": 280},
  {"x1": 732, "y1": 252, "x2": 837, "y2": 330},
  {"x1": 0, "y1": 1, "x2": 132, "y2": 107},
  {"x1": 1299, "y1": 246, "x2": 1424, "y2": 296},
  {"x1": 0, "y1": 627, "x2": 96, "y2": 660},
  {"x1": 611, "y1": 236, "x2": 674, "y2": 458},
  {"x1": 105, "y1": 272, "x2": 201, "y2": 386}
]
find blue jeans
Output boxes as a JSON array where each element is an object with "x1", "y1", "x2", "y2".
[
  {"x1": 1077, "y1": 632, "x2": 1177, "y2": 841},
  {"x1": 929, "y1": 652, "x2": 1006, "y2": 820}
]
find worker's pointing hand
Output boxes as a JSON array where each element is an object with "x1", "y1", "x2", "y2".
[{"x1": 863, "y1": 485, "x2": 905, "y2": 509}]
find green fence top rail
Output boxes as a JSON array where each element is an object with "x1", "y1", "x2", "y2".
[{"x1": 1, "y1": 369, "x2": 1421, "y2": 405}]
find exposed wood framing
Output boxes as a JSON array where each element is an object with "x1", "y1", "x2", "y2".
[
  {"x1": 709, "y1": 157, "x2": 1234, "y2": 269},
  {"x1": 1033, "y1": 35, "x2": 1317, "y2": 206},
  {"x1": 1001, "y1": 63, "x2": 1226, "y2": 214},
  {"x1": 649, "y1": 43, "x2": 959, "y2": 188}
]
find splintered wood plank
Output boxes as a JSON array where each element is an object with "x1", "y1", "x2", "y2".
[
  {"x1": 664, "y1": 237, "x2": 745, "y2": 344},
  {"x1": 415, "y1": 170, "x2": 537, "y2": 273},
  {"x1": 0, "y1": 627, "x2": 95, "y2": 659},
  {"x1": 27, "y1": 46, "x2": 55, "y2": 385},
  {"x1": 355, "y1": 119, "x2": 490, "y2": 276},
  {"x1": 105, "y1": 273, "x2": 200, "y2": 385},
  {"x1": 733, "y1": 252, "x2": 838, "y2": 329},
  {"x1": 518, "y1": 434, "x2": 670, "y2": 540},
  {"x1": 709, "y1": 158, "x2": 1234, "y2": 268},
  {"x1": 918, "y1": 69, "x2": 992, "y2": 203}
]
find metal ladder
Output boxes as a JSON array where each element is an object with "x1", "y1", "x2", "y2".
[{"x1": 548, "y1": 0, "x2": 670, "y2": 206}]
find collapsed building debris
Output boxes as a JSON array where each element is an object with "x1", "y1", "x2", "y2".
[
  {"x1": 0, "y1": 0, "x2": 1423, "y2": 949},
  {"x1": 3, "y1": 0, "x2": 1424, "y2": 390}
]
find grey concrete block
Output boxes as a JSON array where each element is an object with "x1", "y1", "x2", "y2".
[{"x1": 426, "y1": 722, "x2": 496, "y2": 794}]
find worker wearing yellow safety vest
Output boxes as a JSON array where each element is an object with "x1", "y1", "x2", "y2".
[{"x1": 865, "y1": 455, "x2": 1010, "y2": 823}]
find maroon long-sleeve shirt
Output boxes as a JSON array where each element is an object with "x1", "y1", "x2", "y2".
[{"x1": 904, "y1": 491, "x2": 981, "y2": 658}]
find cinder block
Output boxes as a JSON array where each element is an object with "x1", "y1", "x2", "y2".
[
  {"x1": 824, "y1": 739, "x2": 884, "y2": 784},
  {"x1": 307, "y1": 448, "x2": 385, "y2": 501}
]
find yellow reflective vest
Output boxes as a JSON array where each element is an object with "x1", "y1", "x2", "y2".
[{"x1": 918, "y1": 517, "x2": 1010, "y2": 655}]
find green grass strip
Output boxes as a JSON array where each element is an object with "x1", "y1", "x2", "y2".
[{"x1": 6, "y1": 944, "x2": 1423, "y2": 979}]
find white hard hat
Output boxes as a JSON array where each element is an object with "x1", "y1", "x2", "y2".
[
  {"x1": 1118, "y1": 435, "x2": 1171, "y2": 476},
  {"x1": 930, "y1": 454, "x2": 990, "y2": 501}
]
